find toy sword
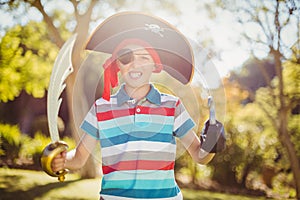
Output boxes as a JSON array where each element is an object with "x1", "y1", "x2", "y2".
[{"x1": 40, "y1": 34, "x2": 77, "y2": 182}]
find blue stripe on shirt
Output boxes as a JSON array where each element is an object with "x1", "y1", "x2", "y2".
[
  {"x1": 99, "y1": 122, "x2": 174, "y2": 139},
  {"x1": 100, "y1": 132, "x2": 175, "y2": 148},
  {"x1": 101, "y1": 187, "x2": 180, "y2": 198},
  {"x1": 80, "y1": 121, "x2": 99, "y2": 139},
  {"x1": 102, "y1": 178, "x2": 176, "y2": 190},
  {"x1": 173, "y1": 119, "x2": 195, "y2": 138},
  {"x1": 102, "y1": 170, "x2": 175, "y2": 181}
]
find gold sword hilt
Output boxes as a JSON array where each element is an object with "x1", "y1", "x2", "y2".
[{"x1": 40, "y1": 141, "x2": 69, "y2": 182}]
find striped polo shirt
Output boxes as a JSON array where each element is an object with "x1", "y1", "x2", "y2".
[{"x1": 80, "y1": 84, "x2": 195, "y2": 200}]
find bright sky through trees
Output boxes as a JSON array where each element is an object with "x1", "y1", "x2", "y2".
[{"x1": 0, "y1": 0, "x2": 296, "y2": 78}]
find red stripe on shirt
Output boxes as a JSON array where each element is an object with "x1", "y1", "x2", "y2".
[
  {"x1": 137, "y1": 106, "x2": 175, "y2": 116},
  {"x1": 102, "y1": 160, "x2": 175, "y2": 174},
  {"x1": 97, "y1": 107, "x2": 175, "y2": 121},
  {"x1": 97, "y1": 108, "x2": 135, "y2": 121}
]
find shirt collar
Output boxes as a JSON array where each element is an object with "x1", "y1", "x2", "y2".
[{"x1": 116, "y1": 84, "x2": 161, "y2": 106}]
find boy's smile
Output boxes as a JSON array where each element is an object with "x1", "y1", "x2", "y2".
[
  {"x1": 117, "y1": 45, "x2": 156, "y2": 99},
  {"x1": 129, "y1": 71, "x2": 142, "y2": 79}
]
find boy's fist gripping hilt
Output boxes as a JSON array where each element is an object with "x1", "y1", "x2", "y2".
[
  {"x1": 200, "y1": 96, "x2": 226, "y2": 153},
  {"x1": 40, "y1": 141, "x2": 68, "y2": 182}
]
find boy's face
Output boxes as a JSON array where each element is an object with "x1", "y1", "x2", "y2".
[{"x1": 117, "y1": 45, "x2": 156, "y2": 89}]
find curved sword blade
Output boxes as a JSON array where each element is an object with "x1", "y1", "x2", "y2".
[{"x1": 47, "y1": 34, "x2": 77, "y2": 142}]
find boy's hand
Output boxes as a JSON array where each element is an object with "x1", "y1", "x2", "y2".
[
  {"x1": 40, "y1": 141, "x2": 69, "y2": 181},
  {"x1": 51, "y1": 151, "x2": 67, "y2": 173},
  {"x1": 200, "y1": 120, "x2": 226, "y2": 153}
]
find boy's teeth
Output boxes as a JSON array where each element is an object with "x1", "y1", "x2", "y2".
[{"x1": 130, "y1": 72, "x2": 142, "y2": 78}]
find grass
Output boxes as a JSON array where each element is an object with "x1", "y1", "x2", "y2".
[
  {"x1": 0, "y1": 168, "x2": 265, "y2": 200},
  {"x1": 181, "y1": 189, "x2": 265, "y2": 200}
]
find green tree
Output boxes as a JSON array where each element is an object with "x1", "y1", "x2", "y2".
[
  {"x1": 254, "y1": 59, "x2": 300, "y2": 196},
  {"x1": 0, "y1": 0, "x2": 104, "y2": 178},
  {"x1": 216, "y1": 0, "x2": 300, "y2": 198},
  {"x1": 0, "y1": 21, "x2": 57, "y2": 102}
]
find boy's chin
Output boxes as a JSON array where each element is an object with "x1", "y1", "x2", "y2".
[{"x1": 126, "y1": 81, "x2": 150, "y2": 89}]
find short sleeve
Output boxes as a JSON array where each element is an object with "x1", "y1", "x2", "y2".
[
  {"x1": 173, "y1": 99, "x2": 195, "y2": 138},
  {"x1": 80, "y1": 103, "x2": 100, "y2": 140}
]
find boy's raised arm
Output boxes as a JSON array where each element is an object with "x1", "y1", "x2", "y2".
[{"x1": 179, "y1": 130, "x2": 215, "y2": 165}]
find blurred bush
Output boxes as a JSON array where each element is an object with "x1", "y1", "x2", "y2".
[
  {"x1": 0, "y1": 123, "x2": 75, "y2": 169},
  {"x1": 0, "y1": 124, "x2": 22, "y2": 166}
]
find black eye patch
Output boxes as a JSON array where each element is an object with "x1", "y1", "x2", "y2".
[{"x1": 117, "y1": 48, "x2": 133, "y2": 65}]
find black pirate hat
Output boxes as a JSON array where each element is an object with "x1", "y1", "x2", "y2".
[{"x1": 85, "y1": 11, "x2": 194, "y2": 86}]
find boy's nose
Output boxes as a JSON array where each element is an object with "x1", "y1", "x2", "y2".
[{"x1": 130, "y1": 56, "x2": 142, "y2": 68}]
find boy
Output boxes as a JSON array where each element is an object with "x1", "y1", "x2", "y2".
[{"x1": 51, "y1": 12, "x2": 224, "y2": 200}]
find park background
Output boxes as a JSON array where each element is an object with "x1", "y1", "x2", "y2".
[{"x1": 0, "y1": 0, "x2": 299, "y2": 199}]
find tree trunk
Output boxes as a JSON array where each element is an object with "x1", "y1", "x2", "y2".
[
  {"x1": 31, "y1": 0, "x2": 99, "y2": 179},
  {"x1": 65, "y1": 67, "x2": 97, "y2": 179},
  {"x1": 67, "y1": 0, "x2": 99, "y2": 179},
  {"x1": 273, "y1": 49, "x2": 300, "y2": 199},
  {"x1": 278, "y1": 108, "x2": 300, "y2": 199}
]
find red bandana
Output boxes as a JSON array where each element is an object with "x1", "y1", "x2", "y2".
[{"x1": 102, "y1": 38, "x2": 163, "y2": 101}]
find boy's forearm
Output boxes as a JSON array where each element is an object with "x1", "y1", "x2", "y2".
[
  {"x1": 64, "y1": 145, "x2": 91, "y2": 171},
  {"x1": 64, "y1": 133, "x2": 97, "y2": 171},
  {"x1": 64, "y1": 149, "x2": 85, "y2": 171},
  {"x1": 181, "y1": 131, "x2": 214, "y2": 164}
]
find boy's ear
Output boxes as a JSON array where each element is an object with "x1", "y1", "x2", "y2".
[
  {"x1": 152, "y1": 65, "x2": 156, "y2": 72},
  {"x1": 153, "y1": 64, "x2": 163, "y2": 73},
  {"x1": 152, "y1": 64, "x2": 159, "y2": 72}
]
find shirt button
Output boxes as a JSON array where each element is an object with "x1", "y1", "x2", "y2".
[{"x1": 136, "y1": 108, "x2": 141, "y2": 113}]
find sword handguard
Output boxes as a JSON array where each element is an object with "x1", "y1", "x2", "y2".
[{"x1": 40, "y1": 141, "x2": 69, "y2": 182}]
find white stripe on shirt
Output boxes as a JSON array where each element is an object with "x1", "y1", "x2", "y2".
[{"x1": 101, "y1": 141, "x2": 176, "y2": 158}]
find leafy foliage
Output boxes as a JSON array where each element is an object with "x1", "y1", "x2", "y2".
[
  {"x1": 0, "y1": 21, "x2": 58, "y2": 102},
  {"x1": 19, "y1": 132, "x2": 76, "y2": 167},
  {"x1": 0, "y1": 123, "x2": 75, "y2": 168},
  {"x1": 282, "y1": 60, "x2": 300, "y2": 157},
  {"x1": 0, "y1": 123, "x2": 22, "y2": 162},
  {"x1": 217, "y1": 54, "x2": 299, "y2": 197}
]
